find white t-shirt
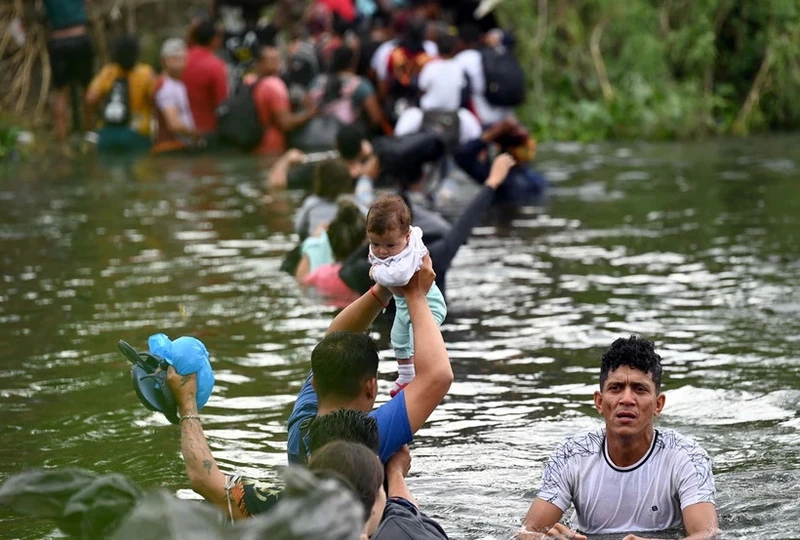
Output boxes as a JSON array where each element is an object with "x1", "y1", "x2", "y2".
[
  {"x1": 536, "y1": 428, "x2": 715, "y2": 535},
  {"x1": 394, "y1": 107, "x2": 483, "y2": 145},
  {"x1": 370, "y1": 39, "x2": 439, "y2": 82},
  {"x1": 155, "y1": 76, "x2": 196, "y2": 143},
  {"x1": 418, "y1": 58, "x2": 466, "y2": 112},
  {"x1": 453, "y1": 49, "x2": 512, "y2": 126}
]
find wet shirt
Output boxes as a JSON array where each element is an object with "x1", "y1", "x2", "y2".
[
  {"x1": 88, "y1": 63, "x2": 156, "y2": 137},
  {"x1": 286, "y1": 373, "x2": 413, "y2": 465},
  {"x1": 183, "y1": 46, "x2": 229, "y2": 133},
  {"x1": 536, "y1": 428, "x2": 716, "y2": 535},
  {"x1": 371, "y1": 497, "x2": 449, "y2": 540},
  {"x1": 43, "y1": 0, "x2": 87, "y2": 29},
  {"x1": 154, "y1": 76, "x2": 196, "y2": 148},
  {"x1": 253, "y1": 76, "x2": 291, "y2": 156},
  {"x1": 230, "y1": 477, "x2": 281, "y2": 517}
]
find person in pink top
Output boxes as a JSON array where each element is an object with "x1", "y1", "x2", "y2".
[
  {"x1": 296, "y1": 197, "x2": 366, "y2": 307},
  {"x1": 183, "y1": 20, "x2": 228, "y2": 134}
]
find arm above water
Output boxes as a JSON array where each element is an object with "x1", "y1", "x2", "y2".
[
  {"x1": 166, "y1": 368, "x2": 246, "y2": 520},
  {"x1": 396, "y1": 255, "x2": 453, "y2": 434},
  {"x1": 325, "y1": 283, "x2": 393, "y2": 335},
  {"x1": 518, "y1": 499, "x2": 586, "y2": 540}
]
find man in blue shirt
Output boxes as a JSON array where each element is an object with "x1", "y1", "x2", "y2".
[{"x1": 287, "y1": 254, "x2": 453, "y2": 464}]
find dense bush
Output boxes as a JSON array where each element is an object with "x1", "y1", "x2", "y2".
[{"x1": 497, "y1": 0, "x2": 800, "y2": 140}]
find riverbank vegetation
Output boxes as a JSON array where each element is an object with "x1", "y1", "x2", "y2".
[
  {"x1": 497, "y1": 0, "x2": 800, "y2": 140},
  {"x1": 2, "y1": 0, "x2": 799, "y2": 142}
]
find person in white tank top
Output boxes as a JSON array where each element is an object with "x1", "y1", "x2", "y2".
[{"x1": 519, "y1": 336, "x2": 719, "y2": 540}]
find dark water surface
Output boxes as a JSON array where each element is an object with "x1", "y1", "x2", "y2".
[{"x1": 1, "y1": 137, "x2": 799, "y2": 539}]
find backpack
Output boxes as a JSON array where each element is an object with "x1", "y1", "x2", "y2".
[
  {"x1": 103, "y1": 77, "x2": 131, "y2": 127},
  {"x1": 421, "y1": 110, "x2": 461, "y2": 152},
  {"x1": 317, "y1": 74, "x2": 362, "y2": 125},
  {"x1": 480, "y1": 46, "x2": 526, "y2": 107},
  {"x1": 215, "y1": 79, "x2": 264, "y2": 151}
]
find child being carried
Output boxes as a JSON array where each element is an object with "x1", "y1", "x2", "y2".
[{"x1": 367, "y1": 194, "x2": 447, "y2": 397}]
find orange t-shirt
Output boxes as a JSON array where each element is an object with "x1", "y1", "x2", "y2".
[{"x1": 253, "y1": 76, "x2": 290, "y2": 156}]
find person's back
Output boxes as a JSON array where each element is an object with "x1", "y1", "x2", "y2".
[
  {"x1": 418, "y1": 33, "x2": 464, "y2": 112},
  {"x1": 454, "y1": 24, "x2": 513, "y2": 126},
  {"x1": 87, "y1": 36, "x2": 155, "y2": 153},
  {"x1": 183, "y1": 20, "x2": 229, "y2": 134}
]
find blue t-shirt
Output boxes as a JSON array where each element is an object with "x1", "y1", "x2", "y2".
[{"x1": 287, "y1": 372, "x2": 413, "y2": 464}]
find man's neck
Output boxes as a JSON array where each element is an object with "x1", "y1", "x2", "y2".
[
  {"x1": 605, "y1": 425, "x2": 655, "y2": 468},
  {"x1": 318, "y1": 399, "x2": 361, "y2": 417}
]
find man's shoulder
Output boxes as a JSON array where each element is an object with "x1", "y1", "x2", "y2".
[
  {"x1": 655, "y1": 428, "x2": 711, "y2": 462},
  {"x1": 550, "y1": 428, "x2": 606, "y2": 462}
]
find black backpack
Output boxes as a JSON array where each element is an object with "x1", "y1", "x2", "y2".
[
  {"x1": 215, "y1": 80, "x2": 264, "y2": 151},
  {"x1": 103, "y1": 77, "x2": 131, "y2": 127},
  {"x1": 480, "y1": 46, "x2": 526, "y2": 107}
]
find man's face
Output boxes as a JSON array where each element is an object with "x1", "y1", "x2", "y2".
[
  {"x1": 163, "y1": 53, "x2": 186, "y2": 77},
  {"x1": 258, "y1": 47, "x2": 282, "y2": 76},
  {"x1": 594, "y1": 366, "x2": 665, "y2": 439}
]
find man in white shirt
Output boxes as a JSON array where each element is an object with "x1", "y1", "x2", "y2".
[
  {"x1": 519, "y1": 336, "x2": 718, "y2": 540},
  {"x1": 453, "y1": 23, "x2": 512, "y2": 126},
  {"x1": 418, "y1": 33, "x2": 465, "y2": 112}
]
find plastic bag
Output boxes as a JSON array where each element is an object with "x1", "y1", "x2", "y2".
[
  {"x1": 0, "y1": 468, "x2": 142, "y2": 539},
  {"x1": 148, "y1": 334, "x2": 215, "y2": 409}
]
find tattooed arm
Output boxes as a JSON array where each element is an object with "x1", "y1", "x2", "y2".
[{"x1": 166, "y1": 368, "x2": 245, "y2": 519}]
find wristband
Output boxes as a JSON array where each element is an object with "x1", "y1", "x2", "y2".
[{"x1": 370, "y1": 285, "x2": 389, "y2": 309}]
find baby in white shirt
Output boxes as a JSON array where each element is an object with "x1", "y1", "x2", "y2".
[{"x1": 367, "y1": 194, "x2": 448, "y2": 397}]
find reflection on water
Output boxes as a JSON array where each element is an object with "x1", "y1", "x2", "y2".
[{"x1": 1, "y1": 137, "x2": 800, "y2": 539}]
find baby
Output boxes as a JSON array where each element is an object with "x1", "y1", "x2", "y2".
[{"x1": 367, "y1": 194, "x2": 447, "y2": 397}]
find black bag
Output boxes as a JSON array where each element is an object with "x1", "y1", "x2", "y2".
[
  {"x1": 481, "y1": 46, "x2": 526, "y2": 107},
  {"x1": 103, "y1": 77, "x2": 131, "y2": 126},
  {"x1": 216, "y1": 80, "x2": 264, "y2": 151},
  {"x1": 421, "y1": 110, "x2": 461, "y2": 152},
  {"x1": 288, "y1": 114, "x2": 343, "y2": 152}
]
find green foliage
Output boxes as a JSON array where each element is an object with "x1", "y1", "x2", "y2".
[
  {"x1": 497, "y1": 0, "x2": 800, "y2": 140},
  {"x1": 0, "y1": 122, "x2": 22, "y2": 160}
]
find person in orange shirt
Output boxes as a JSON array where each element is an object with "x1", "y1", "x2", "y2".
[
  {"x1": 251, "y1": 45, "x2": 317, "y2": 156},
  {"x1": 86, "y1": 35, "x2": 156, "y2": 153}
]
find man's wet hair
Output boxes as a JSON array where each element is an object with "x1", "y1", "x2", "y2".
[
  {"x1": 307, "y1": 409, "x2": 380, "y2": 455},
  {"x1": 599, "y1": 335, "x2": 663, "y2": 392},
  {"x1": 194, "y1": 20, "x2": 218, "y2": 47},
  {"x1": 337, "y1": 125, "x2": 365, "y2": 161},
  {"x1": 308, "y1": 441, "x2": 383, "y2": 518},
  {"x1": 112, "y1": 35, "x2": 140, "y2": 71},
  {"x1": 311, "y1": 332, "x2": 379, "y2": 401}
]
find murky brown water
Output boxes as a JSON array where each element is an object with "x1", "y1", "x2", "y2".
[{"x1": 1, "y1": 137, "x2": 799, "y2": 539}]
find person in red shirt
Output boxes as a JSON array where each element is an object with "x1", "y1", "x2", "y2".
[
  {"x1": 317, "y1": 0, "x2": 356, "y2": 23},
  {"x1": 183, "y1": 20, "x2": 229, "y2": 134},
  {"x1": 251, "y1": 45, "x2": 317, "y2": 156}
]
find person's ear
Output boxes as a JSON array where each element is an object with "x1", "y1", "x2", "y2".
[
  {"x1": 365, "y1": 378, "x2": 377, "y2": 402},
  {"x1": 593, "y1": 390, "x2": 603, "y2": 415},
  {"x1": 654, "y1": 392, "x2": 666, "y2": 416}
]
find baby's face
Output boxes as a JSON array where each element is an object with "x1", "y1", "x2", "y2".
[{"x1": 368, "y1": 228, "x2": 410, "y2": 259}]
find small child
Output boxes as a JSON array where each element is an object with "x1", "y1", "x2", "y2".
[{"x1": 366, "y1": 194, "x2": 447, "y2": 397}]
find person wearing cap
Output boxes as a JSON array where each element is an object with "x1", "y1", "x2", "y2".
[
  {"x1": 153, "y1": 38, "x2": 200, "y2": 154},
  {"x1": 454, "y1": 118, "x2": 547, "y2": 204}
]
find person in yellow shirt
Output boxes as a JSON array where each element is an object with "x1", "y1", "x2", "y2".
[{"x1": 86, "y1": 35, "x2": 156, "y2": 153}]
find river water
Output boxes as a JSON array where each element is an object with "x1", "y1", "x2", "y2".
[{"x1": 1, "y1": 137, "x2": 799, "y2": 539}]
